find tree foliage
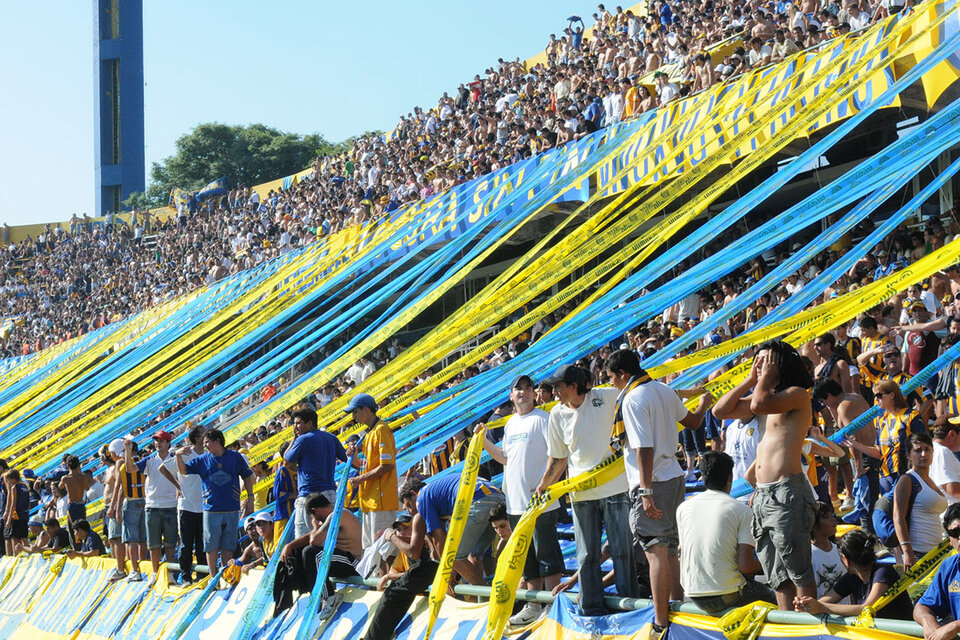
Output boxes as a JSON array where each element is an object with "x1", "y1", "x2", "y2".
[{"x1": 144, "y1": 123, "x2": 349, "y2": 204}]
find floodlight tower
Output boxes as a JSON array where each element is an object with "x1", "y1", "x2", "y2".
[{"x1": 93, "y1": 0, "x2": 145, "y2": 216}]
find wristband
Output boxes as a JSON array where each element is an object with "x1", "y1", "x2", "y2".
[
  {"x1": 900, "y1": 541, "x2": 912, "y2": 546},
  {"x1": 635, "y1": 487, "x2": 654, "y2": 497}
]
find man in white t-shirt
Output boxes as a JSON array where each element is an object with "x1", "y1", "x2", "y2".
[
  {"x1": 535, "y1": 364, "x2": 636, "y2": 616},
  {"x1": 478, "y1": 374, "x2": 563, "y2": 626},
  {"x1": 605, "y1": 349, "x2": 712, "y2": 635},
  {"x1": 130, "y1": 431, "x2": 179, "y2": 574},
  {"x1": 931, "y1": 420, "x2": 960, "y2": 504},
  {"x1": 159, "y1": 426, "x2": 206, "y2": 584},
  {"x1": 677, "y1": 451, "x2": 775, "y2": 613}
]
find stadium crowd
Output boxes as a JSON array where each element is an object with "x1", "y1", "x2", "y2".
[
  {"x1": 0, "y1": 0, "x2": 901, "y2": 358},
  {"x1": 2, "y1": 2, "x2": 958, "y2": 638}
]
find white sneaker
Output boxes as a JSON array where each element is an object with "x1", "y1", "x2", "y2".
[
  {"x1": 319, "y1": 592, "x2": 343, "y2": 620},
  {"x1": 841, "y1": 496, "x2": 855, "y2": 511},
  {"x1": 125, "y1": 571, "x2": 144, "y2": 582},
  {"x1": 685, "y1": 470, "x2": 698, "y2": 482},
  {"x1": 107, "y1": 569, "x2": 127, "y2": 583},
  {"x1": 509, "y1": 602, "x2": 543, "y2": 626}
]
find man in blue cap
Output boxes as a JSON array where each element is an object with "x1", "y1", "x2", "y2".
[
  {"x1": 345, "y1": 393, "x2": 399, "y2": 551},
  {"x1": 284, "y1": 406, "x2": 347, "y2": 537}
]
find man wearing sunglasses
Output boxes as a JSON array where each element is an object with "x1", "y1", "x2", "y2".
[{"x1": 913, "y1": 502, "x2": 960, "y2": 638}]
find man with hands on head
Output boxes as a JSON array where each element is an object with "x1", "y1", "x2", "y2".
[{"x1": 717, "y1": 340, "x2": 819, "y2": 611}]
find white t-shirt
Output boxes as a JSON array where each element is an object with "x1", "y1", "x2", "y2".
[
  {"x1": 811, "y1": 542, "x2": 846, "y2": 599},
  {"x1": 725, "y1": 417, "x2": 763, "y2": 483},
  {"x1": 502, "y1": 409, "x2": 558, "y2": 514},
  {"x1": 622, "y1": 380, "x2": 687, "y2": 487},
  {"x1": 930, "y1": 441, "x2": 960, "y2": 504},
  {"x1": 140, "y1": 452, "x2": 179, "y2": 509},
  {"x1": 162, "y1": 450, "x2": 204, "y2": 514},
  {"x1": 547, "y1": 388, "x2": 628, "y2": 502},
  {"x1": 677, "y1": 490, "x2": 754, "y2": 596}
]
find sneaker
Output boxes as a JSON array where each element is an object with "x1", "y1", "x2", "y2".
[
  {"x1": 125, "y1": 571, "x2": 144, "y2": 583},
  {"x1": 684, "y1": 470, "x2": 698, "y2": 482},
  {"x1": 841, "y1": 496, "x2": 855, "y2": 511},
  {"x1": 177, "y1": 573, "x2": 194, "y2": 586},
  {"x1": 107, "y1": 569, "x2": 127, "y2": 583},
  {"x1": 319, "y1": 592, "x2": 343, "y2": 620},
  {"x1": 509, "y1": 602, "x2": 543, "y2": 626}
]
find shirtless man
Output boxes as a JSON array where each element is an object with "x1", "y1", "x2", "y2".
[
  {"x1": 812, "y1": 379, "x2": 875, "y2": 530},
  {"x1": 102, "y1": 440, "x2": 127, "y2": 580},
  {"x1": 721, "y1": 340, "x2": 817, "y2": 609},
  {"x1": 274, "y1": 492, "x2": 362, "y2": 618},
  {"x1": 59, "y1": 455, "x2": 90, "y2": 549}
]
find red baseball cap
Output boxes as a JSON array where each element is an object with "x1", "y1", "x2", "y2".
[{"x1": 152, "y1": 430, "x2": 174, "y2": 441}]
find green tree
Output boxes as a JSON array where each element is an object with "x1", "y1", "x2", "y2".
[{"x1": 145, "y1": 123, "x2": 348, "y2": 204}]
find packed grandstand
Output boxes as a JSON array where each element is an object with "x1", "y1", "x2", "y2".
[{"x1": 1, "y1": 2, "x2": 960, "y2": 640}]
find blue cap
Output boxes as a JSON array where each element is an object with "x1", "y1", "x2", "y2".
[
  {"x1": 344, "y1": 393, "x2": 377, "y2": 413},
  {"x1": 22, "y1": 469, "x2": 35, "y2": 480}
]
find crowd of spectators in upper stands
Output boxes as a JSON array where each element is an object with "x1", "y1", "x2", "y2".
[{"x1": 0, "y1": 0, "x2": 910, "y2": 358}]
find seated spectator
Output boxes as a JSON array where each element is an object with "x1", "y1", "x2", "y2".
[
  {"x1": 915, "y1": 502, "x2": 960, "y2": 636},
  {"x1": 234, "y1": 512, "x2": 276, "y2": 573},
  {"x1": 17, "y1": 517, "x2": 49, "y2": 553},
  {"x1": 796, "y1": 529, "x2": 912, "y2": 620},
  {"x1": 361, "y1": 501, "x2": 437, "y2": 640},
  {"x1": 810, "y1": 502, "x2": 845, "y2": 599},
  {"x1": 66, "y1": 519, "x2": 106, "y2": 559},
  {"x1": 677, "y1": 451, "x2": 775, "y2": 613},
  {"x1": 274, "y1": 492, "x2": 361, "y2": 620}
]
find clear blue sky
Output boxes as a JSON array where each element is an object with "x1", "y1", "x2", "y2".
[{"x1": 0, "y1": 1, "x2": 597, "y2": 226}]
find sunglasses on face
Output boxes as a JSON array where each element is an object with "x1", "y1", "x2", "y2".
[{"x1": 946, "y1": 526, "x2": 960, "y2": 539}]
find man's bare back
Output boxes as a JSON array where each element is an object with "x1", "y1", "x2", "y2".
[
  {"x1": 61, "y1": 472, "x2": 88, "y2": 504},
  {"x1": 311, "y1": 509, "x2": 363, "y2": 558}
]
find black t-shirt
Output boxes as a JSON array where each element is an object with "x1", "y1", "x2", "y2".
[
  {"x1": 81, "y1": 531, "x2": 105, "y2": 555},
  {"x1": 832, "y1": 564, "x2": 912, "y2": 621},
  {"x1": 46, "y1": 528, "x2": 71, "y2": 551}
]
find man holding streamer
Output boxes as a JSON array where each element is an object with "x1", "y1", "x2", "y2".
[
  {"x1": 605, "y1": 349, "x2": 713, "y2": 635},
  {"x1": 535, "y1": 363, "x2": 637, "y2": 616},
  {"x1": 475, "y1": 374, "x2": 563, "y2": 626},
  {"x1": 344, "y1": 393, "x2": 399, "y2": 550},
  {"x1": 718, "y1": 340, "x2": 818, "y2": 610}
]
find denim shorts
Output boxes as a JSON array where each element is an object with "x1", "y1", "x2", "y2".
[
  {"x1": 107, "y1": 512, "x2": 122, "y2": 540},
  {"x1": 122, "y1": 499, "x2": 146, "y2": 544},
  {"x1": 456, "y1": 493, "x2": 505, "y2": 560},
  {"x1": 146, "y1": 507, "x2": 179, "y2": 550},
  {"x1": 203, "y1": 511, "x2": 239, "y2": 553}
]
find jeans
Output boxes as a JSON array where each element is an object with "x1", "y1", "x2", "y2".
[
  {"x1": 202, "y1": 511, "x2": 239, "y2": 552},
  {"x1": 362, "y1": 558, "x2": 438, "y2": 640},
  {"x1": 178, "y1": 510, "x2": 204, "y2": 576},
  {"x1": 571, "y1": 491, "x2": 638, "y2": 615},
  {"x1": 294, "y1": 491, "x2": 336, "y2": 538}
]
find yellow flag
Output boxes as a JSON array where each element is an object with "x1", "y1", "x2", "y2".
[
  {"x1": 423, "y1": 429, "x2": 486, "y2": 640},
  {"x1": 482, "y1": 454, "x2": 626, "y2": 640}
]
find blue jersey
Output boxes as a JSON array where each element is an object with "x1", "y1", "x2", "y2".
[
  {"x1": 918, "y1": 555, "x2": 960, "y2": 621},
  {"x1": 185, "y1": 450, "x2": 252, "y2": 512},
  {"x1": 272, "y1": 465, "x2": 296, "y2": 521},
  {"x1": 416, "y1": 473, "x2": 502, "y2": 535},
  {"x1": 284, "y1": 430, "x2": 346, "y2": 497}
]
